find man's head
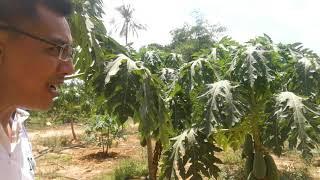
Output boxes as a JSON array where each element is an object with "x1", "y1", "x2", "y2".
[{"x1": 0, "y1": 0, "x2": 75, "y2": 110}]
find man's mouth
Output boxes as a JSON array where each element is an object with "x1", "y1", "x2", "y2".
[
  {"x1": 48, "y1": 84, "x2": 58, "y2": 97},
  {"x1": 48, "y1": 81, "x2": 64, "y2": 97},
  {"x1": 49, "y1": 84, "x2": 57, "y2": 90}
]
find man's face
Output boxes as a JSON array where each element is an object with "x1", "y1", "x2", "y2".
[{"x1": 0, "y1": 4, "x2": 74, "y2": 110}]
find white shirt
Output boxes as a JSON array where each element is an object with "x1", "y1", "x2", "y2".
[{"x1": 0, "y1": 109, "x2": 36, "y2": 180}]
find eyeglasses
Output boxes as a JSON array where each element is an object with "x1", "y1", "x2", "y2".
[{"x1": 0, "y1": 24, "x2": 74, "y2": 61}]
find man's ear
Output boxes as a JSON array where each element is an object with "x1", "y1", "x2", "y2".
[
  {"x1": 0, "y1": 43, "x2": 5, "y2": 65},
  {"x1": 0, "y1": 46, "x2": 3, "y2": 65},
  {"x1": 0, "y1": 33, "x2": 8, "y2": 65}
]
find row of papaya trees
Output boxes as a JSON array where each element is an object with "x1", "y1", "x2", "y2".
[{"x1": 64, "y1": 0, "x2": 320, "y2": 179}]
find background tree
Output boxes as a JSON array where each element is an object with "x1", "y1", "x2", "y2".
[
  {"x1": 114, "y1": 4, "x2": 147, "y2": 46},
  {"x1": 168, "y1": 11, "x2": 226, "y2": 62}
]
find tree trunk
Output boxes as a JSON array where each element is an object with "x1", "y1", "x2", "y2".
[
  {"x1": 125, "y1": 22, "x2": 128, "y2": 45},
  {"x1": 106, "y1": 127, "x2": 110, "y2": 155},
  {"x1": 152, "y1": 140, "x2": 162, "y2": 179},
  {"x1": 70, "y1": 119, "x2": 77, "y2": 140},
  {"x1": 102, "y1": 138, "x2": 105, "y2": 154},
  {"x1": 146, "y1": 137, "x2": 156, "y2": 180}
]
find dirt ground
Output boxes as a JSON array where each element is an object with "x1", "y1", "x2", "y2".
[
  {"x1": 29, "y1": 123, "x2": 146, "y2": 180},
  {"x1": 28, "y1": 124, "x2": 320, "y2": 180}
]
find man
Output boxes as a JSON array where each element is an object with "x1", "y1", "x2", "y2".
[{"x1": 0, "y1": 0, "x2": 74, "y2": 179}]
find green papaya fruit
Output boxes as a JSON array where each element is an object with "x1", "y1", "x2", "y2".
[
  {"x1": 243, "y1": 134, "x2": 254, "y2": 157},
  {"x1": 252, "y1": 151, "x2": 267, "y2": 179},
  {"x1": 264, "y1": 154, "x2": 280, "y2": 180},
  {"x1": 247, "y1": 172, "x2": 258, "y2": 180},
  {"x1": 245, "y1": 153, "x2": 254, "y2": 177},
  {"x1": 140, "y1": 138, "x2": 147, "y2": 147}
]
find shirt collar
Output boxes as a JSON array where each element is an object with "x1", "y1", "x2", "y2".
[{"x1": 13, "y1": 108, "x2": 30, "y2": 123}]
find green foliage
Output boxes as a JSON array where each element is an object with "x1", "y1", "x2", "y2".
[
  {"x1": 47, "y1": 80, "x2": 93, "y2": 124},
  {"x1": 70, "y1": 0, "x2": 127, "y2": 83},
  {"x1": 280, "y1": 166, "x2": 312, "y2": 180},
  {"x1": 85, "y1": 115, "x2": 123, "y2": 154},
  {"x1": 98, "y1": 54, "x2": 172, "y2": 145},
  {"x1": 141, "y1": 50, "x2": 163, "y2": 73},
  {"x1": 263, "y1": 92, "x2": 320, "y2": 161},
  {"x1": 214, "y1": 120, "x2": 252, "y2": 151},
  {"x1": 160, "y1": 128, "x2": 222, "y2": 179},
  {"x1": 174, "y1": 57, "x2": 219, "y2": 93},
  {"x1": 283, "y1": 43, "x2": 320, "y2": 96},
  {"x1": 161, "y1": 34, "x2": 320, "y2": 179},
  {"x1": 169, "y1": 13, "x2": 226, "y2": 62},
  {"x1": 228, "y1": 43, "x2": 275, "y2": 90},
  {"x1": 61, "y1": 2, "x2": 320, "y2": 178},
  {"x1": 113, "y1": 159, "x2": 148, "y2": 180},
  {"x1": 164, "y1": 53, "x2": 184, "y2": 69},
  {"x1": 36, "y1": 136, "x2": 69, "y2": 150},
  {"x1": 200, "y1": 80, "x2": 243, "y2": 128}
]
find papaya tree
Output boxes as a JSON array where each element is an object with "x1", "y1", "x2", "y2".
[
  {"x1": 160, "y1": 35, "x2": 320, "y2": 179},
  {"x1": 85, "y1": 114, "x2": 123, "y2": 155},
  {"x1": 92, "y1": 54, "x2": 172, "y2": 179},
  {"x1": 68, "y1": 1, "x2": 171, "y2": 179}
]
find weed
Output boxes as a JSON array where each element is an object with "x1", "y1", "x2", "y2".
[
  {"x1": 36, "y1": 136, "x2": 70, "y2": 149},
  {"x1": 36, "y1": 153, "x2": 72, "y2": 179},
  {"x1": 114, "y1": 159, "x2": 148, "y2": 180},
  {"x1": 280, "y1": 166, "x2": 312, "y2": 180}
]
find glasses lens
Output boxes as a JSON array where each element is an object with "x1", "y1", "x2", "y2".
[{"x1": 59, "y1": 45, "x2": 74, "y2": 61}]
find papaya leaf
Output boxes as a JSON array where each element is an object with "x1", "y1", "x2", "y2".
[
  {"x1": 264, "y1": 92, "x2": 320, "y2": 161},
  {"x1": 228, "y1": 45, "x2": 275, "y2": 89},
  {"x1": 160, "y1": 128, "x2": 222, "y2": 179},
  {"x1": 105, "y1": 54, "x2": 139, "y2": 84},
  {"x1": 165, "y1": 53, "x2": 184, "y2": 69},
  {"x1": 199, "y1": 80, "x2": 243, "y2": 128},
  {"x1": 289, "y1": 56, "x2": 320, "y2": 95},
  {"x1": 141, "y1": 50, "x2": 163, "y2": 73},
  {"x1": 176, "y1": 57, "x2": 219, "y2": 93},
  {"x1": 159, "y1": 68, "x2": 177, "y2": 84}
]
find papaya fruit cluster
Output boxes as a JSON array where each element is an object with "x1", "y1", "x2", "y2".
[{"x1": 242, "y1": 134, "x2": 280, "y2": 180}]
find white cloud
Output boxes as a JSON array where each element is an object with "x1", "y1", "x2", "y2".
[{"x1": 103, "y1": 0, "x2": 320, "y2": 53}]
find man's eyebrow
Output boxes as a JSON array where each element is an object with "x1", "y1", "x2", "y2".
[{"x1": 47, "y1": 37, "x2": 70, "y2": 46}]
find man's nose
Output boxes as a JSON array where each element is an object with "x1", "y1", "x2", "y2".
[{"x1": 58, "y1": 60, "x2": 75, "y2": 76}]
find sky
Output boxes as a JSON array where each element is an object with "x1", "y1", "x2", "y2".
[{"x1": 103, "y1": 0, "x2": 320, "y2": 53}]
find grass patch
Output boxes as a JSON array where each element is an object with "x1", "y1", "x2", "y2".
[
  {"x1": 220, "y1": 148, "x2": 243, "y2": 165},
  {"x1": 36, "y1": 135, "x2": 70, "y2": 149},
  {"x1": 38, "y1": 153, "x2": 73, "y2": 166},
  {"x1": 93, "y1": 172, "x2": 115, "y2": 180},
  {"x1": 93, "y1": 159, "x2": 148, "y2": 180},
  {"x1": 35, "y1": 172, "x2": 60, "y2": 180},
  {"x1": 280, "y1": 165, "x2": 312, "y2": 180},
  {"x1": 36, "y1": 153, "x2": 73, "y2": 179},
  {"x1": 113, "y1": 159, "x2": 148, "y2": 180}
]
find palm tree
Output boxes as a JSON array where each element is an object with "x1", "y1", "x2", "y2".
[{"x1": 115, "y1": 4, "x2": 147, "y2": 46}]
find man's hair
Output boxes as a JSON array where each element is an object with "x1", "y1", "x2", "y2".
[{"x1": 0, "y1": 0, "x2": 73, "y2": 24}]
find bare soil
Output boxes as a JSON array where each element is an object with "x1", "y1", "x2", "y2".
[
  {"x1": 29, "y1": 123, "x2": 146, "y2": 180},
  {"x1": 28, "y1": 124, "x2": 320, "y2": 180}
]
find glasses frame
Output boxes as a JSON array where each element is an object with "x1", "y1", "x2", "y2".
[{"x1": 0, "y1": 24, "x2": 74, "y2": 61}]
